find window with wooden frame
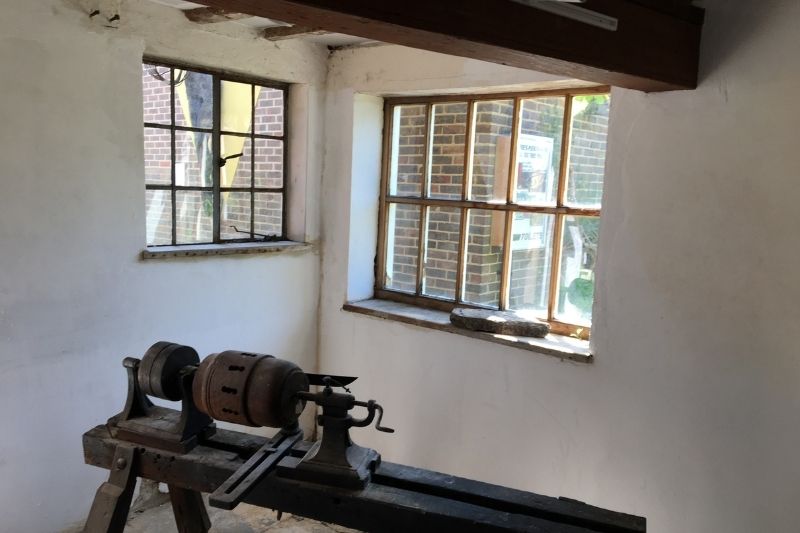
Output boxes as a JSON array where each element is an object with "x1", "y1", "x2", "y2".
[
  {"x1": 376, "y1": 87, "x2": 610, "y2": 338},
  {"x1": 142, "y1": 60, "x2": 287, "y2": 247}
]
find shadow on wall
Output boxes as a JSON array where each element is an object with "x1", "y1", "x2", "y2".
[{"x1": 697, "y1": 0, "x2": 782, "y2": 84}]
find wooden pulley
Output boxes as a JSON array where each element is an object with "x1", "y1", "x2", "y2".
[
  {"x1": 138, "y1": 342, "x2": 200, "y2": 401},
  {"x1": 192, "y1": 351, "x2": 309, "y2": 428}
]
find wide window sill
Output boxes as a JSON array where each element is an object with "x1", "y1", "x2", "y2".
[
  {"x1": 342, "y1": 299, "x2": 593, "y2": 363},
  {"x1": 141, "y1": 241, "x2": 312, "y2": 260}
]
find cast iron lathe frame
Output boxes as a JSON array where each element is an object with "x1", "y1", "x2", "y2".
[
  {"x1": 83, "y1": 426, "x2": 646, "y2": 533},
  {"x1": 82, "y1": 345, "x2": 646, "y2": 533}
]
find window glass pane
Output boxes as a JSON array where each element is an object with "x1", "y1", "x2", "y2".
[
  {"x1": 384, "y1": 203, "x2": 421, "y2": 294},
  {"x1": 175, "y1": 191, "x2": 213, "y2": 244},
  {"x1": 428, "y1": 103, "x2": 467, "y2": 200},
  {"x1": 470, "y1": 100, "x2": 514, "y2": 203},
  {"x1": 221, "y1": 80, "x2": 253, "y2": 134},
  {"x1": 566, "y1": 95, "x2": 609, "y2": 208},
  {"x1": 144, "y1": 127, "x2": 171, "y2": 185},
  {"x1": 175, "y1": 131, "x2": 214, "y2": 187},
  {"x1": 254, "y1": 139, "x2": 283, "y2": 189},
  {"x1": 254, "y1": 193, "x2": 283, "y2": 237},
  {"x1": 508, "y1": 213, "x2": 555, "y2": 317},
  {"x1": 422, "y1": 206, "x2": 462, "y2": 300},
  {"x1": 388, "y1": 105, "x2": 427, "y2": 197},
  {"x1": 145, "y1": 190, "x2": 172, "y2": 246},
  {"x1": 142, "y1": 64, "x2": 171, "y2": 125},
  {"x1": 516, "y1": 97, "x2": 565, "y2": 206},
  {"x1": 174, "y1": 70, "x2": 213, "y2": 129},
  {"x1": 462, "y1": 209, "x2": 505, "y2": 308},
  {"x1": 556, "y1": 215, "x2": 599, "y2": 326},
  {"x1": 221, "y1": 192, "x2": 251, "y2": 240},
  {"x1": 175, "y1": 130, "x2": 213, "y2": 187},
  {"x1": 255, "y1": 87, "x2": 284, "y2": 136},
  {"x1": 221, "y1": 136, "x2": 251, "y2": 188}
]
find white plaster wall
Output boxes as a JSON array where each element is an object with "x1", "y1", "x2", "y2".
[
  {"x1": 346, "y1": 94, "x2": 384, "y2": 302},
  {"x1": 318, "y1": 2, "x2": 800, "y2": 532},
  {"x1": 0, "y1": 1, "x2": 327, "y2": 531}
]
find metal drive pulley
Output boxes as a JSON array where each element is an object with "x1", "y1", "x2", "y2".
[
  {"x1": 134, "y1": 341, "x2": 311, "y2": 429},
  {"x1": 192, "y1": 349, "x2": 309, "y2": 428}
]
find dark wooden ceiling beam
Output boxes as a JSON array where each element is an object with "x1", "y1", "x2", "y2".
[
  {"x1": 262, "y1": 25, "x2": 330, "y2": 41},
  {"x1": 188, "y1": 0, "x2": 704, "y2": 92},
  {"x1": 183, "y1": 7, "x2": 253, "y2": 24},
  {"x1": 627, "y1": 0, "x2": 704, "y2": 24}
]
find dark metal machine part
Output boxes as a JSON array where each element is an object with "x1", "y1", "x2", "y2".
[
  {"x1": 138, "y1": 342, "x2": 200, "y2": 401},
  {"x1": 192, "y1": 350, "x2": 309, "y2": 428},
  {"x1": 82, "y1": 342, "x2": 646, "y2": 533},
  {"x1": 110, "y1": 343, "x2": 215, "y2": 454},
  {"x1": 277, "y1": 378, "x2": 395, "y2": 489}
]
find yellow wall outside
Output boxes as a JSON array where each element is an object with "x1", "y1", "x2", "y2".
[{"x1": 175, "y1": 72, "x2": 262, "y2": 192}]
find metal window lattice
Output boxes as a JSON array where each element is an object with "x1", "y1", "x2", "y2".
[{"x1": 143, "y1": 61, "x2": 287, "y2": 246}]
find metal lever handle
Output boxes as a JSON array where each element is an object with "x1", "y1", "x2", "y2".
[
  {"x1": 374, "y1": 403, "x2": 395, "y2": 434},
  {"x1": 230, "y1": 226, "x2": 280, "y2": 242},
  {"x1": 352, "y1": 400, "x2": 395, "y2": 433},
  {"x1": 218, "y1": 152, "x2": 244, "y2": 168}
]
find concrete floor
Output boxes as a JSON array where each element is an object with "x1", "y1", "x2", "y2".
[{"x1": 65, "y1": 483, "x2": 359, "y2": 533}]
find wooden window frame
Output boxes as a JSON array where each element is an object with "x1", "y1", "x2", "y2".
[
  {"x1": 375, "y1": 86, "x2": 610, "y2": 339},
  {"x1": 143, "y1": 58, "x2": 289, "y2": 247}
]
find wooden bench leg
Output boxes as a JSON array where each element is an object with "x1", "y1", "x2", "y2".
[
  {"x1": 169, "y1": 485, "x2": 211, "y2": 533},
  {"x1": 83, "y1": 445, "x2": 137, "y2": 533}
]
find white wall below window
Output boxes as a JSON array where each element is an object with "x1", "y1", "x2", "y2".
[
  {"x1": 318, "y1": 2, "x2": 800, "y2": 532},
  {"x1": 0, "y1": 1, "x2": 327, "y2": 531}
]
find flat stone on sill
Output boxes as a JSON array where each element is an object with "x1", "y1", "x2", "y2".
[
  {"x1": 343, "y1": 300, "x2": 591, "y2": 362},
  {"x1": 450, "y1": 308, "x2": 550, "y2": 338}
]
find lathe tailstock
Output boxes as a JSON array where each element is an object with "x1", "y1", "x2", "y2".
[{"x1": 81, "y1": 342, "x2": 646, "y2": 533}]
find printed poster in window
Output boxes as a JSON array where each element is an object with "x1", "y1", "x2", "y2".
[
  {"x1": 516, "y1": 134, "x2": 555, "y2": 204},
  {"x1": 512, "y1": 134, "x2": 555, "y2": 251}
]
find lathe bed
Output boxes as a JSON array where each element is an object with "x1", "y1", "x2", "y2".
[
  {"x1": 83, "y1": 423, "x2": 643, "y2": 533},
  {"x1": 80, "y1": 342, "x2": 645, "y2": 532}
]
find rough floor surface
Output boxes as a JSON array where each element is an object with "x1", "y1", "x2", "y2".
[{"x1": 64, "y1": 490, "x2": 359, "y2": 533}]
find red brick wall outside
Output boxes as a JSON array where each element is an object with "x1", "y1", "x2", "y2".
[
  {"x1": 142, "y1": 64, "x2": 284, "y2": 246},
  {"x1": 464, "y1": 100, "x2": 512, "y2": 306},
  {"x1": 567, "y1": 99, "x2": 608, "y2": 207},
  {"x1": 422, "y1": 103, "x2": 467, "y2": 298},
  {"x1": 391, "y1": 104, "x2": 426, "y2": 197},
  {"x1": 385, "y1": 204, "x2": 421, "y2": 293},
  {"x1": 385, "y1": 95, "x2": 609, "y2": 313},
  {"x1": 385, "y1": 104, "x2": 426, "y2": 293}
]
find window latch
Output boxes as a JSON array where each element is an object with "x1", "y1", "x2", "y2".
[
  {"x1": 230, "y1": 226, "x2": 281, "y2": 242},
  {"x1": 218, "y1": 152, "x2": 244, "y2": 168}
]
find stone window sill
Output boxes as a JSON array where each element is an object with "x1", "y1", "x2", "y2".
[
  {"x1": 342, "y1": 299, "x2": 593, "y2": 363},
  {"x1": 141, "y1": 241, "x2": 312, "y2": 260}
]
